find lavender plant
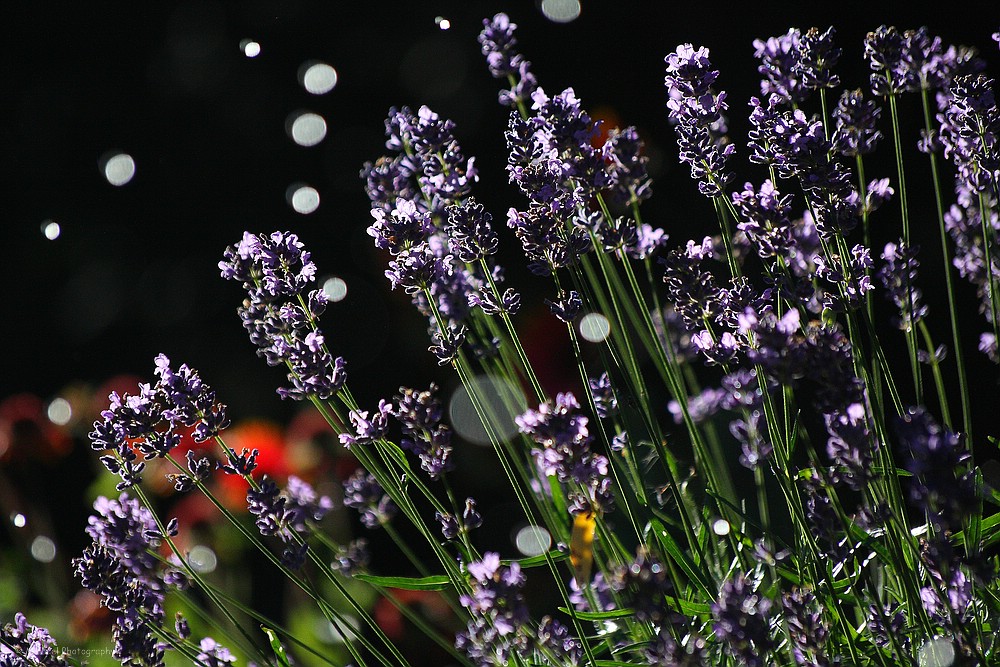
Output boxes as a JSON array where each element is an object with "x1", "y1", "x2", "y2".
[{"x1": 11, "y1": 13, "x2": 1000, "y2": 667}]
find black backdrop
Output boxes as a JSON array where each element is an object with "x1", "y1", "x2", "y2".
[{"x1": 7, "y1": 0, "x2": 999, "y2": 417}]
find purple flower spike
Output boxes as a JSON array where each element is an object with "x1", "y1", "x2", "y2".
[
  {"x1": 517, "y1": 393, "x2": 614, "y2": 514},
  {"x1": 222, "y1": 231, "x2": 347, "y2": 401},
  {"x1": 457, "y1": 552, "x2": 531, "y2": 665},
  {"x1": 343, "y1": 468, "x2": 397, "y2": 529},
  {"x1": 865, "y1": 25, "x2": 912, "y2": 95},
  {"x1": 1, "y1": 613, "x2": 73, "y2": 666},
  {"x1": 753, "y1": 29, "x2": 805, "y2": 105},
  {"x1": 546, "y1": 290, "x2": 582, "y2": 323},
  {"x1": 664, "y1": 44, "x2": 735, "y2": 197},
  {"x1": 446, "y1": 197, "x2": 499, "y2": 263},
  {"x1": 878, "y1": 240, "x2": 928, "y2": 329},
  {"x1": 195, "y1": 637, "x2": 236, "y2": 667},
  {"x1": 732, "y1": 179, "x2": 794, "y2": 261},
  {"x1": 832, "y1": 89, "x2": 883, "y2": 157},
  {"x1": 393, "y1": 384, "x2": 455, "y2": 479},
  {"x1": 712, "y1": 574, "x2": 774, "y2": 667},
  {"x1": 602, "y1": 126, "x2": 653, "y2": 205},
  {"x1": 478, "y1": 13, "x2": 538, "y2": 109},
  {"x1": 794, "y1": 27, "x2": 841, "y2": 91},
  {"x1": 339, "y1": 400, "x2": 392, "y2": 449},
  {"x1": 895, "y1": 406, "x2": 978, "y2": 532}
]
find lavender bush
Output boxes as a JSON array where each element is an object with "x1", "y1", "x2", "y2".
[{"x1": 7, "y1": 14, "x2": 1000, "y2": 667}]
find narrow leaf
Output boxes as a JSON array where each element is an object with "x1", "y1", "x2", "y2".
[
  {"x1": 260, "y1": 626, "x2": 290, "y2": 667},
  {"x1": 354, "y1": 574, "x2": 451, "y2": 591}
]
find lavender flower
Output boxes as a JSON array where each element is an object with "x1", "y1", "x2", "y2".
[
  {"x1": 507, "y1": 87, "x2": 608, "y2": 211},
  {"x1": 832, "y1": 89, "x2": 882, "y2": 157},
  {"x1": 436, "y1": 498, "x2": 483, "y2": 541},
  {"x1": 339, "y1": 400, "x2": 392, "y2": 449},
  {"x1": 506, "y1": 203, "x2": 591, "y2": 275},
  {"x1": 712, "y1": 574, "x2": 774, "y2": 667},
  {"x1": 753, "y1": 29, "x2": 804, "y2": 105},
  {"x1": 940, "y1": 74, "x2": 1000, "y2": 192},
  {"x1": 865, "y1": 26, "x2": 911, "y2": 95},
  {"x1": 864, "y1": 177, "x2": 895, "y2": 215},
  {"x1": 762, "y1": 107, "x2": 861, "y2": 238},
  {"x1": 546, "y1": 289, "x2": 582, "y2": 323},
  {"x1": 535, "y1": 617, "x2": 583, "y2": 665},
  {"x1": 330, "y1": 538, "x2": 370, "y2": 575},
  {"x1": 195, "y1": 637, "x2": 237, "y2": 667},
  {"x1": 0, "y1": 614, "x2": 72, "y2": 666},
  {"x1": 782, "y1": 589, "x2": 830, "y2": 666},
  {"x1": 629, "y1": 223, "x2": 670, "y2": 260},
  {"x1": 731, "y1": 180, "x2": 794, "y2": 261},
  {"x1": 895, "y1": 406, "x2": 978, "y2": 532},
  {"x1": 393, "y1": 384, "x2": 455, "y2": 479},
  {"x1": 877, "y1": 240, "x2": 927, "y2": 329},
  {"x1": 457, "y1": 553, "x2": 531, "y2": 667},
  {"x1": 220, "y1": 231, "x2": 347, "y2": 400},
  {"x1": 740, "y1": 307, "x2": 864, "y2": 412},
  {"x1": 468, "y1": 287, "x2": 522, "y2": 316},
  {"x1": 825, "y1": 403, "x2": 878, "y2": 490},
  {"x1": 86, "y1": 494, "x2": 161, "y2": 575},
  {"x1": 645, "y1": 624, "x2": 709, "y2": 666},
  {"x1": 74, "y1": 493, "x2": 175, "y2": 666},
  {"x1": 446, "y1": 197, "x2": 499, "y2": 264},
  {"x1": 813, "y1": 243, "x2": 874, "y2": 311},
  {"x1": 867, "y1": 603, "x2": 910, "y2": 654},
  {"x1": 516, "y1": 393, "x2": 614, "y2": 514},
  {"x1": 343, "y1": 468, "x2": 397, "y2": 529},
  {"x1": 568, "y1": 572, "x2": 616, "y2": 612},
  {"x1": 588, "y1": 372, "x2": 618, "y2": 418},
  {"x1": 602, "y1": 126, "x2": 653, "y2": 205},
  {"x1": 610, "y1": 547, "x2": 674, "y2": 623},
  {"x1": 794, "y1": 27, "x2": 841, "y2": 91},
  {"x1": 660, "y1": 237, "x2": 723, "y2": 329},
  {"x1": 367, "y1": 199, "x2": 433, "y2": 254},
  {"x1": 664, "y1": 44, "x2": 735, "y2": 197},
  {"x1": 731, "y1": 410, "x2": 773, "y2": 470},
  {"x1": 478, "y1": 13, "x2": 538, "y2": 109},
  {"x1": 284, "y1": 475, "x2": 335, "y2": 529}
]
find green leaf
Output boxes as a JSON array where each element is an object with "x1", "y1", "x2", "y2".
[
  {"x1": 869, "y1": 466, "x2": 913, "y2": 477},
  {"x1": 381, "y1": 440, "x2": 411, "y2": 473},
  {"x1": 354, "y1": 574, "x2": 452, "y2": 591},
  {"x1": 559, "y1": 597, "x2": 711, "y2": 620},
  {"x1": 505, "y1": 549, "x2": 570, "y2": 569},
  {"x1": 548, "y1": 475, "x2": 568, "y2": 518},
  {"x1": 646, "y1": 518, "x2": 715, "y2": 599},
  {"x1": 260, "y1": 626, "x2": 290, "y2": 667},
  {"x1": 558, "y1": 607, "x2": 635, "y2": 620},
  {"x1": 953, "y1": 511, "x2": 1000, "y2": 547}
]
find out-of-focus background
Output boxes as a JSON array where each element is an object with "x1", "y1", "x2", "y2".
[{"x1": 5, "y1": 0, "x2": 1000, "y2": 663}]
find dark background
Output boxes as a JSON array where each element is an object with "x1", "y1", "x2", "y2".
[{"x1": 6, "y1": 0, "x2": 1000, "y2": 422}]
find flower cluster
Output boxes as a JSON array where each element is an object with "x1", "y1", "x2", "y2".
[
  {"x1": 342, "y1": 468, "x2": 398, "y2": 529},
  {"x1": 516, "y1": 393, "x2": 614, "y2": 514},
  {"x1": 220, "y1": 231, "x2": 347, "y2": 400},
  {"x1": 664, "y1": 44, "x2": 734, "y2": 197},
  {"x1": 246, "y1": 475, "x2": 333, "y2": 568},
  {"x1": 0, "y1": 614, "x2": 72, "y2": 666},
  {"x1": 456, "y1": 553, "x2": 530, "y2": 667},
  {"x1": 712, "y1": 574, "x2": 774, "y2": 667},
  {"x1": 477, "y1": 13, "x2": 537, "y2": 110},
  {"x1": 73, "y1": 494, "x2": 185, "y2": 666},
  {"x1": 392, "y1": 383, "x2": 455, "y2": 479},
  {"x1": 361, "y1": 104, "x2": 521, "y2": 363},
  {"x1": 89, "y1": 354, "x2": 227, "y2": 490}
]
